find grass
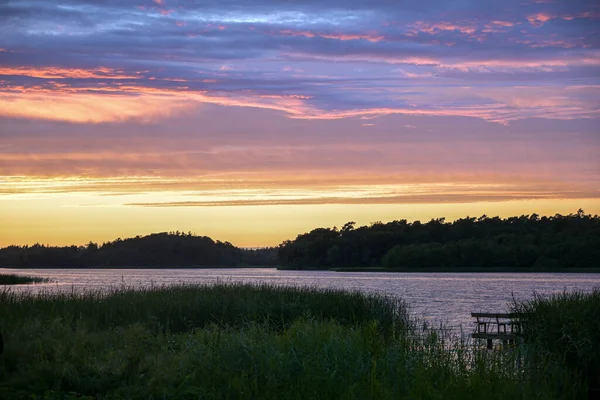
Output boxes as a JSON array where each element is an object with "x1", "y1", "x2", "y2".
[
  {"x1": 512, "y1": 288, "x2": 600, "y2": 396},
  {"x1": 0, "y1": 283, "x2": 409, "y2": 336},
  {"x1": 0, "y1": 273, "x2": 50, "y2": 285},
  {"x1": 0, "y1": 283, "x2": 588, "y2": 399}
]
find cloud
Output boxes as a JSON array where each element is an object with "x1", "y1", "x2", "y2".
[
  {"x1": 0, "y1": 0, "x2": 598, "y2": 249},
  {"x1": 527, "y1": 13, "x2": 555, "y2": 26},
  {"x1": 124, "y1": 189, "x2": 600, "y2": 207},
  {"x1": 0, "y1": 66, "x2": 142, "y2": 80},
  {"x1": 0, "y1": 0, "x2": 597, "y2": 125}
]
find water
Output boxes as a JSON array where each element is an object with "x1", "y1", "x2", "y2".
[{"x1": 2, "y1": 268, "x2": 599, "y2": 331}]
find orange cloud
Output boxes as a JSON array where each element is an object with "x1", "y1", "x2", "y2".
[
  {"x1": 1, "y1": 81, "x2": 597, "y2": 125},
  {"x1": 0, "y1": 83, "x2": 317, "y2": 123},
  {"x1": 2, "y1": 173, "x2": 598, "y2": 207},
  {"x1": 0, "y1": 66, "x2": 141, "y2": 80},
  {"x1": 0, "y1": 91, "x2": 195, "y2": 123}
]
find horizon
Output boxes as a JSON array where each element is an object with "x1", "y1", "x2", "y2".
[{"x1": 1, "y1": 0, "x2": 599, "y2": 248}]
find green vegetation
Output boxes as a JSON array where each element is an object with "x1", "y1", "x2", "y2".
[
  {"x1": 0, "y1": 284, "x2": 587, "y2": 399},
  {"x1": 0, "y1": 274, "x2": 49, "y2": 285},
  {"x1": 512, "y1": 288, "x2": 600, "y2": 396},
  {"x1": 0, "y1": 232, "x2": 278, "y2": 268},
  {"x1": 279, "y1": 209, "x2": 600, "y2": 270}
]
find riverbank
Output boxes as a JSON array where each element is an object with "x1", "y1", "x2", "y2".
[
  {"x1": 2, "y1": 265, "x2": 277, "y2": 269},
  {"x1": 327, "y1": 266, "x2": 600, "y2": 273},
  {"x1": 0, "y1": 283, "x2": 592, "y2": 399},
  {"x1": 0, "y1": 274, "x2": 50, "y2": 285},
  {"x1": 6, "y1": 265, "x2": 600, "y2": 272}
]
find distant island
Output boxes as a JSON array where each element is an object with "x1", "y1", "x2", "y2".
[{"x1": 1, "y1": 210, "x2": 598, "y2": 270}]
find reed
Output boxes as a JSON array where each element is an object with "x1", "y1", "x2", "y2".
[
  {"x1": 0, "y1": 284, "x2": 586, "y2": 399},
  {"x1": 0, "y1": 283, "x2": 410, "y2": 336},
  {"x1": 512, "y1": 288, "x2": 600, "y2": 395}
]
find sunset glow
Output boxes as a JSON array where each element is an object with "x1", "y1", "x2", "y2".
[{"x1": 1, "y1": 0, "x2": 599, "y2": 247}]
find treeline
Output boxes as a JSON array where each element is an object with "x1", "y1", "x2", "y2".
[
  {"x1": 3, "y1": 210, "x2": 599, "y2": 269},
  {"x1": 278, "y1": 209, "x2": 600, "y2": 269},
  {"x1": 0, "y1": 232, "x2": 278, "y2": 268}
]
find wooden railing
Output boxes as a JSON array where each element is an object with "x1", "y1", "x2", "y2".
[{"x1": 471, "y1": 313, "x2": 521, "y2": 349}]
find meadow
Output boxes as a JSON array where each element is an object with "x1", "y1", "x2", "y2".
[{"x1": 0, "y1": 283, "x2": 594, "y2": 399}]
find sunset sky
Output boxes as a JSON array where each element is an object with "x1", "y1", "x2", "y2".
[{"x1": 1, "y1": 0, "x2": 599, "y2": 247}]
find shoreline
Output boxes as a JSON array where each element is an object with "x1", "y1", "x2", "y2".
[
  {"x1": 3, "y1": 265, "x2": 599, "y2": 273},
  {"x1": 281, "y1": 266, "x2": 600, "y2": 273},
  {"x1": 0, "y1": 265, "x2": 277, "y2": 270}
]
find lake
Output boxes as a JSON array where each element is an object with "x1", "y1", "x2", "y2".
[{"x1": 2, "y1": 267, "x2": 599, "y2": 331}]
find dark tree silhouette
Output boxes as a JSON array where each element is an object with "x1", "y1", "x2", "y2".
[
  {"x1": 0, "y1": 232, "x2": 278, "y2": 268},
  {"x1": 278, "y1": 210, "x2": 600, "y2": 269}
]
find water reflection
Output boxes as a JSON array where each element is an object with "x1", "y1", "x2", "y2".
[{"x1": 2, "y1": 268, "x2": 599, "y2": 331}]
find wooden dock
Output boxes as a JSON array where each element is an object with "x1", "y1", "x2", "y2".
[{"x1": 471, "y1": 312, "x2": 521, "y2": 349}]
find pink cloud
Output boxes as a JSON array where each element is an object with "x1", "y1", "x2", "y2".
[
  {"x1": 490, "y1": 20, "x2": 515, "y2": 27},
  {"x1": 0, "y1": 66, "x2": 141, "y2": 80},
  {"x1": 275, "y1": 29, "x2": 385, "y2": 42},
  {"x1": 1, "y1": 79, "x2": 598, "y2": 125},
  {"x1": 409, "y1": 21, "x2": 479, "y2": 36},
  {"x1": 527, "y1": 13, "x2": 555, "y2": 26},
  {"x1": 562, "y1": 11, "x2": 600, "y2": 20}
]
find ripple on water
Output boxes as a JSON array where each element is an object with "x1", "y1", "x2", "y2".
[{"x1": 2, "y1": 268, "x2": 599, "y2": 331}]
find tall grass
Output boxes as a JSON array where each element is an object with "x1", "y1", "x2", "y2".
[
  {"x1": 0, "y1": 283, "x2": 409, "y2": 336},
  {"x1": 0, "y1": 284, "x2": 587, "y2": 399},
  {"x1": 512, "y1": 288, "x2": 600, "y2": 396},
  {"x1": 0, "y1": 273, "x2": 49, "y2": 285}
]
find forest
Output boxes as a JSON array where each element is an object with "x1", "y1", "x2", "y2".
[
  {"x1": 278, "y1": 209, "x2": 600, "y2": 269},
  {"x1": 0, "y1": 232, "x2": 278, "y2": 268},
  {"x1": 1, "y1": 210, "x2": 598, "y2": 269}
]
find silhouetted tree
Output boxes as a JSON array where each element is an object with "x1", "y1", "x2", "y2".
[
  {"x1": 278, "y1": 211, "x2": 600, "y2": 269},
  {"x1": 0, "y1": 233, "x2": 278, "y2": 268}
]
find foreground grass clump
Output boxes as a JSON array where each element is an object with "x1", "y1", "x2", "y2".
[
  {"x1": 513, "y1": 288, "x2": 600, "y2": 396},
  {"x1": 0, "y1": 284, "x2": 586, "y2": 399},
  {"x1": 0, "y1": 273, "x2": 49, "y2": 285}
]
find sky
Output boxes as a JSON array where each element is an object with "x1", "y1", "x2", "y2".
[{"x1": 1, "y1": 0, "x2": 599, "y2": 247}]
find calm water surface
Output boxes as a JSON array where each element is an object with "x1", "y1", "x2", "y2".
[{"x1": 2, "y1": 268, "x2": 599, "y2": 331}]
